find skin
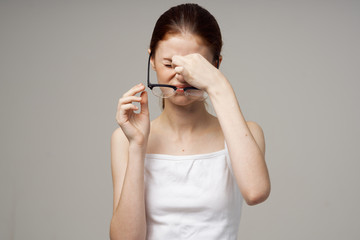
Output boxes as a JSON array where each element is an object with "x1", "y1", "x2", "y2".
[{"x1": 110, "y1": 33, "x2": 271, "y2": 240}]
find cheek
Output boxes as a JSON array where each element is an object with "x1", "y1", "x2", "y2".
[{"x1": 156, "y1": 68, "x2": 174, "y2": 83}]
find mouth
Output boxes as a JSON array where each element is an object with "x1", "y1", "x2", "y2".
[
  {"x1": 174, "y1": 85, "x2": 191, "y2": 94},
  {"x1": 175, "y1": 89, "x2": 185, "y2": 94}
]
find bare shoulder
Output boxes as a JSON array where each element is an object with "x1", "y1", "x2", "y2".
[
  {"x1": 246, "y1": 120, "x2": 263, "y2": 132},
  {"x1": 111, "y1": 127, "x2": 128, "y2": 145},
  {"x1": 246, "y1": 121, "x2": 266, "y2": 156},
  {"x1": 111, "y1": 127, "x2": 130, "y2": 157}
]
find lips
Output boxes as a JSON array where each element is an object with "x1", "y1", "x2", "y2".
[{"x1": 175, "y1": 88, "x2": 185, "y2": 93}]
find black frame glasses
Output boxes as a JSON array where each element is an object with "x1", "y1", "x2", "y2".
[{"x1": 147, "y1": 53, "x2": 219, "y2": 98}]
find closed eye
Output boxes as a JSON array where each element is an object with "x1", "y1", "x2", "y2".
[{"x1": 164, "y1": 64, "x2": 172, "y2": 68}]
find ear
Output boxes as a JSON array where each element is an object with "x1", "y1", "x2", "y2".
[
  {"x1": 148, "y1": 48, "x2": 156, "y2": 70},
  {"x1": 219, "y1": 55, "x2": 223, "y2": 64},
  {"x1": 217, "y1": 55, "x2": 223, "y2": 68}
]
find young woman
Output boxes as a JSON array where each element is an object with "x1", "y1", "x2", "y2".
[{"x1": 110, "y1": 3, "x2": 270, "y2": 240}]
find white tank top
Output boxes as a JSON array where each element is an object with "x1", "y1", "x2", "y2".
[{"x1": 144, "y1": 143, "x2": 243, "y2": 240}]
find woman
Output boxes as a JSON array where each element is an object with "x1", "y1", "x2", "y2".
[{"x1": 110, "y1": 3, "x2": 270, "y2": 240}]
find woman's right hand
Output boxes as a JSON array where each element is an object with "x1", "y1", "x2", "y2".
[{"x1": 116, "y1": 83, "x2": 150, "y2": 146}]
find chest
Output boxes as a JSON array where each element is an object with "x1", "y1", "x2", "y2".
[
  {"x1": 147, "y1": 132, "x2": 225, "y2": 155},
  {"x1": 144, "y1": 155, "x2": 241, "y2": 219}
]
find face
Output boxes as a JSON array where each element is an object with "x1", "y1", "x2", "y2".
[{"x1": 150, "y1": 33, "x2": 215, "y2": 106}]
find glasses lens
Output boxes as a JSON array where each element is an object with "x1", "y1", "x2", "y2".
[
  {"x1": 151, "y1": 87, "x2": 175, "y2": 98},
  {"x1": 184, "y1": 89, "x2": 208, "y2": 100}
]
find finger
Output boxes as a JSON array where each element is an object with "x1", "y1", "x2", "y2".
[
  {"x1": 175, "y1": 66, "x2": 190, "y2": 80},
  {"x1": 174, "y1": 66, "x2": 184, "y2": 74},
  {"x1": 172, "y1": 55, "x2": 190, "y2": 79},
  {"x1": 118, "y1": 96, "x2": 142, "y2": 107},
  {"x1": 139, "y1": 91, "x2": 149, "y2": 115},
  {"x1": 172, "y1": 55, "x2": 186, "y2": 67},
  {"x1": 122, "y1": 83, "x2": 146, "y2": 97},
  {"x1": 119, "y1": 103, "x2": 138, "y2": 113},
  {"x1": 116, "y1": 103, "x2": 138, "y2": 124},
  {"x1": 175, "y1": 71, "x2": 185, "y2": 83},
  {"x1": 117, "y1": 103, "x2": 138, "y2": 119}
]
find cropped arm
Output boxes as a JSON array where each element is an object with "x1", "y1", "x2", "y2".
[
  {"x1": 109, "y1": 128, "x2": 147, "y2": 240},
  {"x1": 207, "y1": 74, "x2": 271, "y2": 205}
]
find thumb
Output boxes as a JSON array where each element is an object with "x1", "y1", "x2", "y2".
[
  {"x1": 175, "y1": 66, "x2": 185, "y2": 76},
  {"x1": 140, "y1": 90, "x2": 149, "y2": 115},
  {"x1": 175, "y1": 66, "x2": 192, "y2": 83}
]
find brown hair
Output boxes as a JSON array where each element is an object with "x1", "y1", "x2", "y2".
[{"x1": 149, "y1": 3, "x2": 223, "y2": 62}]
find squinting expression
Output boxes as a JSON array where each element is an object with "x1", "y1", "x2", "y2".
[{"x1": 150, "y1": 33, "x2": 214, "y2": 88}]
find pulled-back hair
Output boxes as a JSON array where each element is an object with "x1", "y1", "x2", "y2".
[{"x1": 149, "y1": 3, "x2": 223, "y2": 61}]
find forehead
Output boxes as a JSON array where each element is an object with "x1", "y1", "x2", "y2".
[{"x1": 155, "y1": 33, "x2": 213, "y2": 60}]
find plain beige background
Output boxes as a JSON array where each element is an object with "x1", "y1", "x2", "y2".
[{"x1": 1, "y1": 0, "x2": 359, "y2": 239}]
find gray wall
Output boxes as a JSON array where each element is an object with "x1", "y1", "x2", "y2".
[{"x1": 1, "y1": 0, "x2": 359, "y2": 239}]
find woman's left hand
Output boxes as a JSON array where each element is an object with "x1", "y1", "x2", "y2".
[{"x1": 171, "y1": 53, "x2": 225, "y2": 92}]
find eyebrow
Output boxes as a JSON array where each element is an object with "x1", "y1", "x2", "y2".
[{"x1": 162, "y1": 58, "x2": 172, "y2": 61}]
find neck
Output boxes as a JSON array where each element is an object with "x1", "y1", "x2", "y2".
[{"x1": 159, "y1": 100, "x2": 212, "y2": 138}]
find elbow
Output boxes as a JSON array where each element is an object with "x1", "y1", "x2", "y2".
[
  {"x1": 244, "y1": 185, "x2": 271, "y2": 206},
  {"x1": 109, "y1": 218, "x2": 121, "y2": 240},
  {"x1": 109, "y1": 218, "x2": 125, "y2": 240},
  {"x1": 109, "y1": 217, "x2": 147, "y2": 240}
]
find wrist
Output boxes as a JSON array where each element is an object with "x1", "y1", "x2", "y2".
[
  {"x1": 129, "y1": 138, "x2": 148, "y2": 152},
  {"x1": 206, "y1": 74, "x2": 232, "y2": 98}
]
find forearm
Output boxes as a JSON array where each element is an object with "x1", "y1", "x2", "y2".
[
  {"x1": 208, "y1": 76, "x2": 270, "y2": 204},
  {"x1": 110, "y1": 144, "x2": 147, "y2": 240}
]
